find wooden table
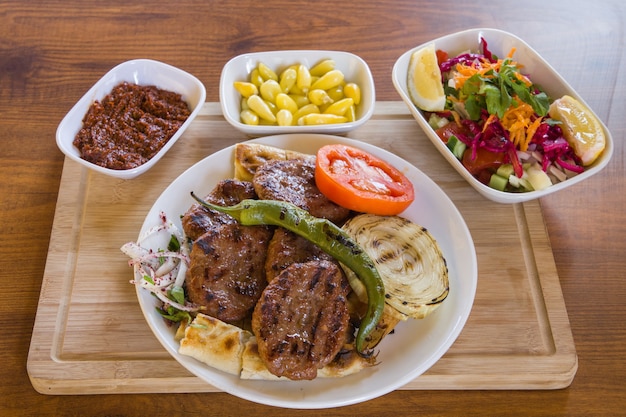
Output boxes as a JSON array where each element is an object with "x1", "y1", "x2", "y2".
[{"x1": 2, "y1": 1, "x2": 625, "y2": 415}]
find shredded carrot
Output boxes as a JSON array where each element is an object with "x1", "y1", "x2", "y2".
[
  {"x1": 500, "y1": 99, "x2": 537, "y2": 151},
  {"x1": 446, "y1": 96, "x2": 464, "y2": 127},
  {"x1": 475, "y1": 98, "x2": 541, "y2": 151},
  {"x1": 525, "y1": 117, "x2": 543, "y2": 149},
  {"x1": 482, "y1": 114, "x2": 497, "y2": 133},
  {"x1": 453, "y1": 47, "x2": 527, "y2": 90},
  {"x1": 453, "y1": 58, "x2": 502, "y2": 89},
  {"x1": 506, "y1": 47, "x2": 517, "y2": 59},
  {"x1": 450, "y1": 110, "x2": 462, "y2": 127},
  {"x1": 513, "y1": 71, "x2": 532, "y2": 87}
]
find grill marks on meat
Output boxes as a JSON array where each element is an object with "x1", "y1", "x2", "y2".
[
  {"x1": 251, "y1": 260, "x2": 351, "y2": 380},
  {"x1": 181, "y1": 179, "x2": 257, "y2": 241},
  {"x1": 186, "y1": 222, "x2": 273, "y2": 323},
  {"x1": 181, "y1": 161, "x2": 357, "y2": 379},
  {"x1": 252, "y1": 158, "x2": 351, "y2": 225},
  {"x1": 182, "y1": 179, "x2": 273, "y2": 323},
  {"x1": 265, "y1": 228, "x2": 335, "y2": 283}
]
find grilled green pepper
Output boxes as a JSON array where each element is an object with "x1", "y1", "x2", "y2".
[{"x1": 190, "y1": 192, "x2": 385, "y2": 355}]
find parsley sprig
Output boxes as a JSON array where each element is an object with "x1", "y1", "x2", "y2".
[{"x1": 449, "y1": 58, "x2": 549, "y2": 120}]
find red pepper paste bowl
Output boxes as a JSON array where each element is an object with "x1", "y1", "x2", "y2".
[{"x1": 56, "y1": 59, "x2": 206, "y2": 179}]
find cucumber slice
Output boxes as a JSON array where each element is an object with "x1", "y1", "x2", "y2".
[
  {"x1": 489, "y1": 173, "x2": 508, "y2": 191},
  {"x1": 446, "y1": 135, "x2": 467, "y2": 159},
  {"x1": 428, "y1": 113, "x2": 449, "y2": 130},
  {"x1": 496, "y1": 164, "x2": 514, "y2": 178}
]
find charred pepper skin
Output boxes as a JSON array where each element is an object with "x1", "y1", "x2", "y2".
[{"x1": 190, "y1": 192, "x2": 385, "y2": 355}]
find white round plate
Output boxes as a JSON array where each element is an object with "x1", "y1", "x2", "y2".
[{"x1": 135, "y1": 133, "x2": 477, "y2": 409}]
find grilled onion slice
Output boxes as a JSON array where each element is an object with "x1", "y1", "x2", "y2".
[{"x1": 341, "y1": 214, "x2": 449, "y2": 348}]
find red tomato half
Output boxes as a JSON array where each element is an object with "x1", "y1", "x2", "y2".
[{"x1": 315, "y1": 144, "x2": 415, "y2": 216}]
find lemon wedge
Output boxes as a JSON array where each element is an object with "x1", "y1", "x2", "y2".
[
  {"x1": 407, "y1": 43, "x2": 446, "y2": 112},
  {"x1": 548, "y1": 95, "x2": 606, "y2": 166}
]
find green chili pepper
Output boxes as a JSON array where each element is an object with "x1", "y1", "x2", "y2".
[{"x1": 190, "y1": 192, "x2": 385, "y2": 355}]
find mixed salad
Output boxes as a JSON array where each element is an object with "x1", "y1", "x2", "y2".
[{"x1": 427, "y1": 38, "x2": 586, "y2": 192}]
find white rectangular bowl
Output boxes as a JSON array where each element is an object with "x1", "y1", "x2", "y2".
[
  {"x1": 392, "y1": 28, "x2": 613, "y2": 204},
  {"x1": 220, "y1": 50, "x2": 375, "y2": 136},
  {"x1": 56, "y1": 59, "x2": 206, "y2": 180}
]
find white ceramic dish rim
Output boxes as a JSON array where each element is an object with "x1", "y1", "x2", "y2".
[
  {"x1": 392, "y1": 28, "x2": 614, "y2": 204},
  {"x1": 219, "y1": 50, "x2": 376, "y2": 135},
  {"x1": 56, "y1": 59, "x2": 207, "y2": 180},
  {"x1": 133, "y1": 133, "x2": 477, "y2": 409}
]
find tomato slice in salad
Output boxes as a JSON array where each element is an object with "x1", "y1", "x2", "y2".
[
  {"x1": 462, "y1": 146, "x2": 506, "y2": 177},
  {"x1": 434, "y1": 122, "x2": 508, "y2": 183},
  {"x1": 435, "y1": 49, "x2": 449, "y2": 66},
  {"x1": 435, "y1": 121, "x2": 469, "y2": 144},
  {"x1": 315, "y1": 144, "x2": 415, "y2": 216}
]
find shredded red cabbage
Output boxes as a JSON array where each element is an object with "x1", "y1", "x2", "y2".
[
  {"x1": 555, "y1": 157, "x2": 585, "y2": 173},
  {"x1": 480, "y1": 37, "x2": 495, "y2": 62},
  {"x1": 439, "y1": 37, "x2": 497, "y2": 73},
  {"x1": 530, "y1": 123, "x2": 584, "y2": 173},
  {"x1": 439, "y1": 53, "x2": 485, "y2": 73},
  {"x1": 457, "y1": 115, "x2": 525, "y2": 177}
]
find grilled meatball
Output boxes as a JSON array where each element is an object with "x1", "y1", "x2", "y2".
[
  {"x1": 185, "y1": 221, "x2": 273, "y2": 323},
  {"x1": 264, "y1": 227, "x2": 335, "y2": 283},
  {"x1": 252, "y1": 260, "x2": 351, "y2": 380},
  {"x1": 181, "y1": 179, "x2": 257, "y2": 241},
  {"x1": 252, "y1": 158, "x2": 351, "y2": 225}
]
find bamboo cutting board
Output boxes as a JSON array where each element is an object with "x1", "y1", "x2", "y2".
[{"x1": 27, "y1": 102, "x2": 577, "y2": 394}]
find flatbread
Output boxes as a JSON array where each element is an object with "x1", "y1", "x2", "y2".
[
  {"x1": 179, "y1": 313, "x2": 377, "y2": 379},
  {"x1": 178, "y1": 313, "x2": 252, "y2": 375},
  {"x1": 240, "y1": 336, "x2": 377, "y2": 379},
  {"x1": 240, "y1": 337, "x2": 282, "y2": 380},
  {"x1": 317, "y1": 348, "x2": 378, "y2": 378},
  {"x1": 234, "y1": 143, "x2": 313, "y2": 181}
]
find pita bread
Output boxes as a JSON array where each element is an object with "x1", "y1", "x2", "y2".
[
  {"x1": 179, "y1": 313, "x2": 377, "y2": 379},
  {"x1": 234, "y1": 143, "x2": 313, "y2": 181},
  {"x1": 239, "y1": 336, "x2": 377, "y2": 380},
  {"x1": 240, "y1": 337, "x2": 282, "y2": 380},
  {"x1": 178, "y1": 313, "x2": 252, "y2": 376},
  {"x1": 317, "y1": 348, "x2": 378, "y2": 378},
  {"x1": 240, "y1": 336, "x2": 377, "y2": 379}
]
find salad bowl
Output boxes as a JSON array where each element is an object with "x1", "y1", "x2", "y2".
[{"x1": 392, "y1": 28, "x2": 613, "y2": 204}]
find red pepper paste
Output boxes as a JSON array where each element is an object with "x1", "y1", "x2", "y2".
[{"x1": 73, "y1": 82, "x2": 191, "y2": 170}]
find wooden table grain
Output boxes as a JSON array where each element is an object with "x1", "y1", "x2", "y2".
[{"x1": 2, "y1": 1, "x2": 624, "y2": 416}]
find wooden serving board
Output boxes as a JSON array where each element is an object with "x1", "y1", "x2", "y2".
[{"x1": 28, "y1": 102, "x2": 577, "y2": 394}]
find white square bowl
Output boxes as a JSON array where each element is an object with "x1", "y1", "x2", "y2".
[
  {"x1": 56, "y1": 59, "x2": 206, "y2": 180},
  {"x1": 219, "y1": 50, "x2": 375, "y2": 136},
  {"x1": 392, "y1": 28, "x2": 613, "y2": 204}
]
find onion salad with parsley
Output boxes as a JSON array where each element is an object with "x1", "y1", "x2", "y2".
[
  {"x1": 426, "y1": 38, "x2": 588, "y2": 193},
  {"x1": 121, "y1": 212, "x2": 198, "y2": 323}
]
